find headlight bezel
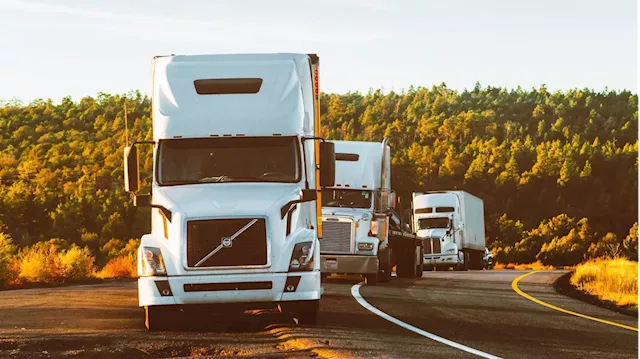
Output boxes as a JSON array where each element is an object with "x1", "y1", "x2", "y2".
[
  {"x1": 289, "y1": 241, "x2": 315, "y2": 272},
  {"x1": 140, "y1": 246, "x2": 167, "y2": 276}
]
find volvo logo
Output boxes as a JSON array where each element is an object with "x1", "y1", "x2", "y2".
[{"x1": 222, "y1": 237, "x2": 233, "y2": 248}]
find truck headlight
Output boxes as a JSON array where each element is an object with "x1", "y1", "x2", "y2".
[
  {"x1": 140, "y1": 246, "x2": 166, "y2": 276},
  {"x1": 445, "y1": 248, "x2": 456, "y2": 254},
  {"x1": 357, "y1": 243, "x2": 374, "y2": 251},
  {"x1": 289, "y1": 241, "x2": 314, "y2": 272}
]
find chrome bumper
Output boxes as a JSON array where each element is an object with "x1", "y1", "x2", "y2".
[
  {"x1": 320, "y1": 254, "x2": 378, "y2": 274},
  {"x1": 423, "y1": 254, "x2": 459, "y2": 266}
]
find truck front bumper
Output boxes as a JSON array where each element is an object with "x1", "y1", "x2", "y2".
[
  {"x1": 423, "y1": 254, "x2": 459, "y2": 267},
  {"x1": 320, "y1": 254, "x2": 378, "y2": 274},
  {"x1": 138, "y1": 271, "x2": 320, "y2": 307}
]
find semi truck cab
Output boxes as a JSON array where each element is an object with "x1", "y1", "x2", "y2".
[
  {"x1": 319, "y1": 139, "x2": 423, "y2": 284},
  {"x1": 413, "y1": 191, "x2": 486, "y2": 271},
  {"x1": 123, "y1": 53, "x2": 336, "y2": 330}
]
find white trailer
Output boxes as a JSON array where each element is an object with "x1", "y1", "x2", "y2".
[
  {"x1": 320, "y1": 139, "x2": 424, "y2": 284},
  {"x1": 412, "y1": 191, "x2": 486, "y2": 270},
  {"x1": 123, "y1": 53, "x2": 336, "y2": 330}
]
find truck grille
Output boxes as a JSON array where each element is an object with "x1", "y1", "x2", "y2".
[
  {"x1": 321, "y1": 218, "x2": 353, "y2": 253},
  {"x1": 423, "y1": 238, "x2": 442, "y2": 254},
  {"x1": 186, "y1": 218, "x2": 267, "y2": 268}
]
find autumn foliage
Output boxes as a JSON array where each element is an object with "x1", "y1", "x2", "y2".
[{"x1": 0, "y1": 86, "x2": 637, "y2": 274}]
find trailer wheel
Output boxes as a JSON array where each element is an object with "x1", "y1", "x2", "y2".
[{"x1": 144, "y1": 305, "x2": 176, "y2": 331}]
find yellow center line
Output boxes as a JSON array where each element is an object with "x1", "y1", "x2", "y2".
[{"x1": 511, "y1": 271, "x2": 638, "y2": 332}]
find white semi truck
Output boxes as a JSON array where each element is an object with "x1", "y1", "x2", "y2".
[
  {"x1": 320, "y1": 139, "x2": 424, "y2": 284},
  {"x1": 412, "y1": 191, "x2": 486, "y2": 271},
  {"x1": 123, "y1": 53, "x2": 336, "y2": 330}
]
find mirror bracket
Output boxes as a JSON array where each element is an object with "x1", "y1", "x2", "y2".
[
  {"x1": 133, "y1": 193, "x2": 172, "y2": 222},
  {"x1": 280, "y1": 189, "x2": 318, "y2": 219}
]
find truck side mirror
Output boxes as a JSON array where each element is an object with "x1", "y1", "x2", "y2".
[
  {"x1": 320, "y1": 141, "x2": 335, "y2": 188},
  {"x1": 124, "y1": 145, "x2": 140, "y2": 193},
  {"x1": 300, "y1": 188, "x2": 318, "y2": 201}
]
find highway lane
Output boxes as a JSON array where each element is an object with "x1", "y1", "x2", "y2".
[
  {"x1": 357, "y1": 271, "x2": 637, "y2": 358},
  {"x1": 0, "y1": 271, "x2": 636, "y2": 358}
]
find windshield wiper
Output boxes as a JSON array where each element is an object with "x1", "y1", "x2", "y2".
[{"x1": 199, "y1": 175, "x2": 270, "y2": 183}]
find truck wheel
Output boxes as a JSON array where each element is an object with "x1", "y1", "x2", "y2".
[
  {"x1": 396, "y1": 246, "x2": 417, "y2": 278},
  {"x1": 462, "y1": 251, "x2": 470, "y2": 271},
  {"x1": 471, "y1": 250, "x2": 483, "y2": 270},
  {"x1": 415, "y1": 245, "x2": 424, "y2": 278},
  {"x1": 365, "y1": 273, "x2": 378, "y2": 285},
  {"x1": 378, "y1": 248, "x2": 392, "y2": 283},
  {"x1": 144, "y1": 305, "x2": 176, "y2": 331},
  {"x1": 293, "y1": 300, "x2": 319, "y2": 325}
]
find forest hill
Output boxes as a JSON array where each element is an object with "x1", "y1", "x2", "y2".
[{"x1": 0, "y1": 85, "x2": 637, "y2": 267}]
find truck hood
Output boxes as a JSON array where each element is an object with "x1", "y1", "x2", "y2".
[
  {"x1": 417, "y1": 228, "x2": 448, "y2": 239},
  {"x1": 322, "y1": 207, "x2": 371, "y2": 221},
  {"x1": 155, "y1": 183, "x2": 300, "y2": 218}
]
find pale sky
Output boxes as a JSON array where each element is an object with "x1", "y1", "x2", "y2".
[{"x1": 0, "y1": 0, "x2": 637, "y2": 103}]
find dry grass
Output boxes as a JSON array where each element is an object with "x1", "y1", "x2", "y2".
[
  {"x1": 494, "y1": 261, "x2": 558, "y2": 271},
  {"x1": 571, "y1": 257, "x2": 638, "y2": 309},
  {"x1": 17, "y1": 243, "x2": 96, "y2": 284},
  {"x1": 97, "y1": 254, "x2": 137, "y2": 279}
]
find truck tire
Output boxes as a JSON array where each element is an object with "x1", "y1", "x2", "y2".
[
  {"x1": 378, "y1": 248, "x2": 392, "y2": 283},
  {"x1": 294, "y1": 300, "x2": 319, "y2": 325},
  {"x1": 415, "y1": 245, "x2": 424, "y2": 278},
  {"x1": 396, "y1": 246, "x2": 417, "y2": 278},
  {"x1": 471, "y1": 250, "x2": 483, "y2": 270},
  {"x1": 455, "y1": 251, "x2": 469, "y2": 271},
  {"x1": 365, "y1": 273, "x2": 378, "y2": 285},
  {"x1": 144, "y1": 305, "x2": 176, "y2": 331}
]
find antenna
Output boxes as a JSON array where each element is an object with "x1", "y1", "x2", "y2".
[{"x1": 124, "y1": 100, "x2": 129, "y2": 146}]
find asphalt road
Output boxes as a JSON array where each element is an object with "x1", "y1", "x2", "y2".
[{"x1": 0, "y1": 271, "x2": 636, "y2": 359}]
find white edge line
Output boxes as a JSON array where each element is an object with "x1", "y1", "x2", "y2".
[{"x1": 351, "y1": 283, "x2": 503, "y2": 359}]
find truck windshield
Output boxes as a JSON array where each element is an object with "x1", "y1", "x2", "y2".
[
  {"x1": 322, "y1": 189, "x2": 372, "y2": 209},
  {"x1": 157, "y1": 137, "x2": 300, "y2": 185},
  {"x1": 418, "y1": 217, "x2": 450, "y2": 229}
]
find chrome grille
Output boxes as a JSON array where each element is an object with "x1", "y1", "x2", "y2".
[
  {"x1": 186, "y1": 218, "x2": 267, "y2": 268},
  {"x1": 321, "y1": 218, "x2": 353, "y2": 253},
  {"x1": 423, "y1": 238, "x2": 442, "y2": 254}
]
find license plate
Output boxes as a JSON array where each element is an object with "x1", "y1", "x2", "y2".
[{"x1": 324, "y1": 260, "x2": 338, "y2": 271}]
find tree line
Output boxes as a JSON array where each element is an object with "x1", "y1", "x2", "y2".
[{"x1": 0, "y1": 84, "x2": 637, "y2": 271}]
